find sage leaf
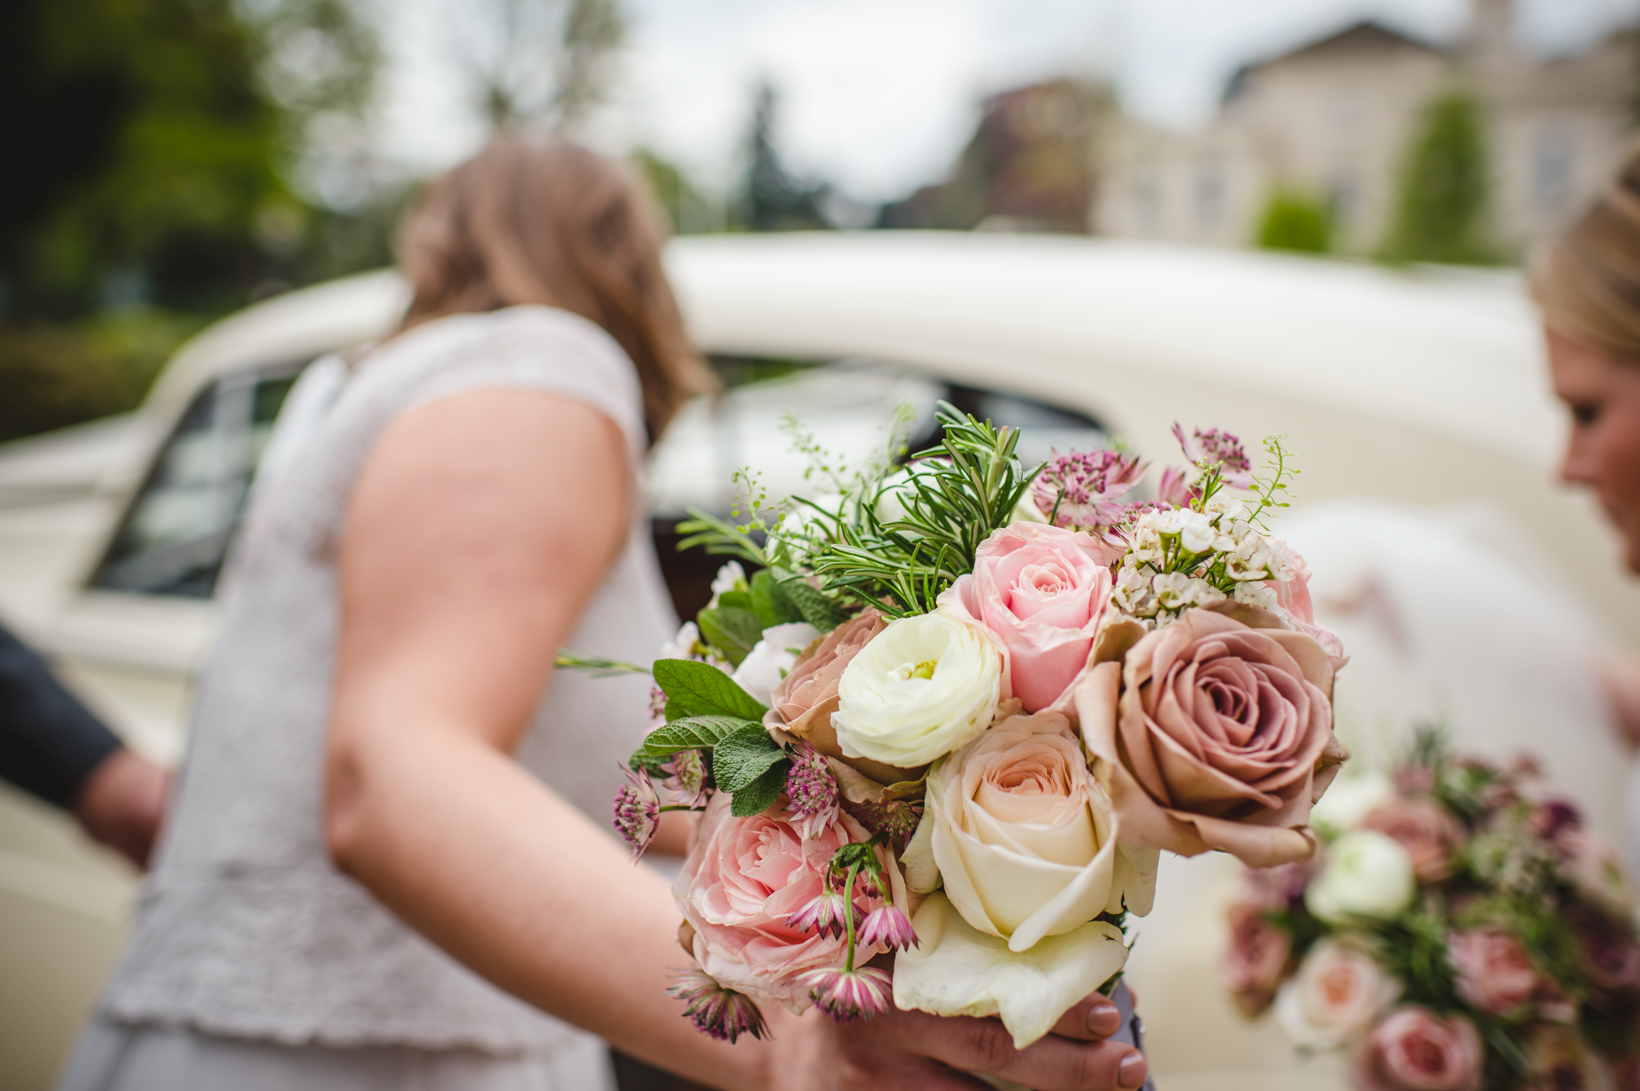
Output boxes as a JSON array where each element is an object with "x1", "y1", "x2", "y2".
[
  {"x1": 643, "y1": 715, "x2": 758, "y2": 756},
  {"x1": 651, "y1": 659, "x2": 767, "y2": 719},
  {"x1": 730, "y1": 760, "x2": 791, "y2": 817},
  {"x1": 712, "y1": 723, "x2": 787, "y2": 793}
]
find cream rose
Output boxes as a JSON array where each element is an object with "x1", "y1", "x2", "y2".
[
  {"x1": 1076, "y1": 605, "x2": 1344, "y2": 868},
  {"x1": 1275, "y1": 938, "x2": 1398, "y2": 1050},
  {"x1": 902, "y1": 710, "x2": 1157, "y2": 954},
  {"x1": 833, "y1": 612, "x2": 1003, "y2": 768},
  {"x1": 1305, "y1": 830, "x2": 1416, "y2": 923}
]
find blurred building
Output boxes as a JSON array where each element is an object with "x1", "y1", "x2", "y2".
[
  {"x1": 1094, "y1": 0, "x2": 1638, "y2": 257},
  {"x1": 879, "y1": 79, "x2": 1111, "y2": 233}
]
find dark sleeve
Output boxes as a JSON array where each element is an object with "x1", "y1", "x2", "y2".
[{"x1": 0, "y1": 622, "x2": 123, "y2": 809}]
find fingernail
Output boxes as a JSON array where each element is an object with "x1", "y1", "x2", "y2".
[
  {"x1": 1118, "y1": 1050, "x2": 1148, "y2": 1089},
  {"x1": 1085, "y1": 1000, "x2": 1121, "y2": 1036}
]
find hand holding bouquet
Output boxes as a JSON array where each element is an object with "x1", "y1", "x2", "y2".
[
  {"x1": 1224, "y1": 731, "x2": 1640, "y2": 1091},
  {"x1": 581, "y1": 404, "x2": 1349, "y2": 1051}
]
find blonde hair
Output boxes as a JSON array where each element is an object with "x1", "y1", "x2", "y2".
[
  {"x1": 394, "y1": 137, "x2": 715, "y2": 441},
  {"x1": 1532, "y1": 142, "x2": 1640, "y2": 361}
]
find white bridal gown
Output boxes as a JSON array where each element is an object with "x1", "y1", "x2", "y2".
[{"x1": 1121, "y1": 498, "x2": 1636, "y2": 1091}]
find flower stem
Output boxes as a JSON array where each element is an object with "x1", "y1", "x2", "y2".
[{"x1": 843, "y1": 862, "x2": 861, "y2": 972}]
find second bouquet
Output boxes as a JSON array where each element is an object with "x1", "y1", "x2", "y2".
[{"x1": 589, "y1": 404, "x2": 1350, "y2": 1049}]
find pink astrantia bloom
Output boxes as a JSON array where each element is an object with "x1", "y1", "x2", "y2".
[
  {"x1": 801, "y1": 966, "x2": 894, "y2": 1022},
  {"x1": 784, "y1": 743, "x2": 840, "y2": 839},
  {"x1": 857, "y1": 905, "x2": 918, "y2": 951},
  {"x1": 787, "y1": 887, "x2": 853, "y2": 940},
  {"x1": 612, "y1": 767, "x2": 660, "y2": 858},
  {"x1": 1174, "y1": 423, "x2": 1254, "y2": 489},
  {"x1": 667, "y1": 969, "x2": 769, "y2": 1043},
  {"x1": 1031, "y1": 449, "x2": 1146, "y2": 532},
  {"x1": 1154, "y1": 467, "x2": 1195, "y2": 509},
  {"x1": 665, "y1": 749, "x2": 710, "y2": 809}
]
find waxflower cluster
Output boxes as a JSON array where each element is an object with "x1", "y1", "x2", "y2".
[
  {"x1": 566, "y1": 404, "x2": 1349, "y2": 1051},
  {"x1": 1224, "y1": 731, "x2": 1640, "y2": 1091}
]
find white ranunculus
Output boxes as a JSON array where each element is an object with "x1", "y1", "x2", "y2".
[
  {"x1": 893, "y1": 892, "x2": 1129, "y2": 1050},
  {"x1": 833, "y1": 612, "x2": 1002, "y2": 768},
  {"x1": 729, "y1": 622, "x2": 821, "y2": 706},
  {"x1": 1274, "y1": 938, "x2": 1398, "y2": 1050},
  {"x1": 1305, "y1": 830, "x2": 1416, "y2": 923},
  {"x1": 901, "y1": 710, "x2": 1157, "y2": 953},
  {"x1": 1308, "y1": 772, "x2": 1394, "y2": 837}
]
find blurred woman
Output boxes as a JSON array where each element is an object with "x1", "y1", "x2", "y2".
[
  {"x1": 56, "y1": 137, "x2": 1146, "y2": 1091},
  {"x1": 1533, "y1": 142, "x2": 1640, "y2": 745}
]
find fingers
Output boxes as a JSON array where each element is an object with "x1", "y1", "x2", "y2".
[
  {"x1": 899, "y1": 1008, "x2": 1148, "y2": 1091},
  {"x1": 1050, "y1": 994, "x2": 1123, "y2": 1042}
]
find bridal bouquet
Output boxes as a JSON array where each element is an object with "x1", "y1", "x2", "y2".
[
  {"x1": 1224, "y1": 732, "x2": 1640, "y2": 1091},
  {"x1": 591, "y1": 404, "x2": 1347, "y2": 1048}
]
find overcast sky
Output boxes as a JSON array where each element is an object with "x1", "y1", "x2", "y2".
[{"x1": 376, "y1": 0, "x2": 1639, "y2": 203}]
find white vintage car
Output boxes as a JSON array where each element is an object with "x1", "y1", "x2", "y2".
[{"x1": 1, "y1": 232, "x2": 1633, "y2": 1091}]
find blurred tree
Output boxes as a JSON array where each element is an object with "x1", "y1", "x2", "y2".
[
  {"x1": 1257, "y1": 188, "x2": 1332, "y2": 254},
  {"x1": 1380, "y1": 91, "x2": 1496, "y2": 265},
  {"x1": 742, "y1": 83, "x2": 828, "y2": 232},
  {"x1": 461, "y1": 0, "x2": 624, "y2": 131}
]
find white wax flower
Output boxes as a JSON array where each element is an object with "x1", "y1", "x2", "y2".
[
  {"x1": 833, "y1": 612, "x2": 1002, "y2": 768},
  {"x1": 1306, "y1": 830, "x2": 1416, "y2": 923},
  {"x1": 708, "y1": 561, "x2": 746, "y2": 607},
  {"x1": 893, "y1": 892, "x2": 1129, "y2": 1050},
  {"x1": 659, "y1": 621, "x2": 702, "y2": 662},
  {"x1": 729, "y1": 622, "x2": 821, "y2": 706}
]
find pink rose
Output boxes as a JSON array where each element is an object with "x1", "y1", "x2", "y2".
[
  {"x1": 1448, "y1": 930, "x2": 1541, "y2": 1016},
  {"x1": 1361, "y1": 799, "x2": 1461, "y2": 883},
  {"x1": 1577, "y1": 912, "x2": 1640, "y2": 992},
  {"x1": 768, "y1": 609, "x2": 902, "y2": 784},
  {"x1": 674, "y1": 793, "x2": 907, "y2": 1012},
  {"x1": 1267, "y1": 545, "x2": 1348, "y2": 671},
  {"x1": 939, "y1": 522, "x2": 1116, "y2": 713},
  {"x1": 1275, "y1": 939, "x2": 1397, "y2": 1049},
  {"x1": 1077, "y1": 606, "x2": 1343, "y2": 868},
  {"x1": 1223, "y1": 901, "x2": 1292, "y2": 1016},
  {"x1": 1354, "y1": 1007, "x2": 1483, "y2": 1091}
]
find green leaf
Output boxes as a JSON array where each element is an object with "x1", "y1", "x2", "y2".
[
  {"x1": 651, "y1": 659, "x2": 767, "y2": 719},
  {"x1": 730, "y1": 760, "x2": 791, "y2": 817},
  {"x1": 628, "y1": 745, "x2": 670, "y2": 776},
  {"x1": 782, "y1": 579, "x2": 850, "y2": 632},
  {"x1": 698, "y1": 606, "x2": 764, "y2": 667},
  {"x1": 713, "y1": 724, "x2": 787, "y2": 792},
  {"x1": 751, "y1": 570, "x2": 806, "y2": 627},
  {"x1": 717, "y1": 590, "x2": 756, "y2": 613},
  {"x1": 643, "y1": 715, "x2": 759, "y2": 756}
]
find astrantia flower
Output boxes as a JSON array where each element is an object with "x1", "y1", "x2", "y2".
[
  {"x1": 612, "y1": 767, "x2": 660, "y2": 858},
  {"x1": 667, "y1": 969, "x2": 768, "y2": 1043},
  {"x1": 664, "y1": 749, "x2": 709, "y2": 809},
  {"x1": 646, "y1": 683, "x2": 667, "y2": 724},
  {"x1": 1030, "y1": 449, "x2": 1145, "y2": 531},
  {"x1": 801, "y1": 965, "x2": 894, "y2": 1022},
  {"x1": 857, "y1": 905, "x2": 918, "y2": 951},
  {"x1": 785, "y1": 743, "x2": 840, "y2": 839},
  {"x1": 787, "y1": 887, "x2": 852, "y2": 939},
  {"x1": 1175, "y1": 423, "x2": 1253, "y2": 488}
]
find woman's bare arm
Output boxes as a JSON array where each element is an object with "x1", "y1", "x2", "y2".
[{"x1": 323, "y1": 389, "x2": 1146, "y2": 1091}]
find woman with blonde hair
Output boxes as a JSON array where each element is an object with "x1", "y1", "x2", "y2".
[
  {"x1": 55, "y1": 137, "x2": 1147, "y2": 1091},
  {"x1": 1534, "y1": 144, "x2": 1640, "y2": 745}
]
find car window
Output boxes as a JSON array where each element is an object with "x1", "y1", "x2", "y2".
[
  {"x1": 647, "y1": 355, "x2": 1108, "y2": 619},
  {"x1": 89, "y1": 363, "x2": 306, "y2": 598}
]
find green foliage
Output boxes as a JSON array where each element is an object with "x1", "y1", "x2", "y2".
[
  {"x1": 711, "y1": 724, "x2": 788, "y2": 792},
  {"x1": 0, "y1": 311, "x2": 202, "y2": 443},
  {"x1": 642, "y1": 715, "x2": 759, "y2": 757},
  {"x1": 1256, "y1": 188, "x2": 1332, "y2": 254},
  {"x1": 798, "y1": 402, "x2": 1042, "y2": 618},
  {"x1": 1380, "y1": 92, "x2": 1497, "y2": 265},
  {"x1": 555, "y1": 651, "x2": 649, "y2": 676},
  {"x1": 729, "y1": 762, "x2": 790, "y2": 817},
  {"x1": 651, "y1": 659, "x2": 767, "y2": 720},
  {"x1": 781, "y1": 577, "x2": 850, "y2": 631},
  {"x1": 696, "y1": 605, "x2": 763, "y2": 667},
  {"x1": 750, "y1": 570, "x2": 806, "y2": 628}
]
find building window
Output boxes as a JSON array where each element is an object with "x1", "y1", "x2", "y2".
[
  {"x1": 1533, "y1": 129, "x2": 1573, "y2": 213},
  {"x1": 1196, "y1": 160, "x2": 1226, "y2": 231}
]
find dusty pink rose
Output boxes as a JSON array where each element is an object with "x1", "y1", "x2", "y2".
[
  {"x1": 767, "y1": 609, "x2": 901, "y2": 782},
  {"x1": 1361, "y1": 799, "x2": 1461, "y2": 883},
  {"x1": 1223, "y1": 901, "x2": 1292, "y2": 1016},
  {"x1": 939, "y1": 522, "x2": 1116, "y2": 714},
  {"x1": 1577, "y1": 912, "x2": 1640, "y2": 992},
  {"x1": 1077, "y1": 606, "x2": 1343, "y2": 868},
  {"x1": 1354, "y1": 1007, "x2": 1483, "y2": 1091},
  {"x1": 1276, "y1": 939, "x2": 1398, "y2": 1050},
  {"x1": 1448, "y1": 930, "x2": 1541, "y2": 1016},
  {"x1": 674, "y1": 792, "x2": 907, "y2": 1012}
]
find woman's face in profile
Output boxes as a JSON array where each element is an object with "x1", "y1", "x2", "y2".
[{"x1": 1549, "y1": 325, "x2": 1640, "y2": 572}]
